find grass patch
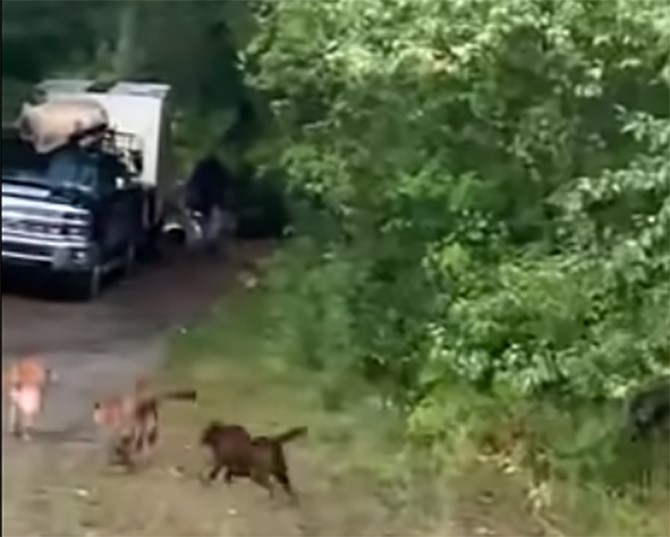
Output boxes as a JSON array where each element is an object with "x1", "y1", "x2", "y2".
[
  {"x1": 407, "y1": 381, "x2": 670, "y2": 537},
  {"x1": 163, "y1": 280, "x2": 669, "y2": 537},
  {"x1": 165, "y1": 284, "x2": 446, "y2": 536},
  {"x1": 3, "y1": 281, "x2": 446, "y2": 537}
]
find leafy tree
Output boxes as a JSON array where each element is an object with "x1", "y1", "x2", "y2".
[{"x1": 247, "y1": 0, "x2": 670, "y2": 405}]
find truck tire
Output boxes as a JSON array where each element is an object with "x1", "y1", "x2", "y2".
[
  {"x1": 122, "y1": 242, "x2": 136, "y2": 276},
  {"x1": 139, "y1": 223, "x2": 163, "y2": 263},
  {"x1": 136, "y1": 224, "x2": 159, "y2": 263},
  {"x1": 71, "y1": 263, "x2": 102, "y2": 301}
]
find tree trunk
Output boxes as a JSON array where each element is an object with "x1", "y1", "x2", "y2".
[{"x1": 114, "y1": 0, "x2": 138, "y2": 79}]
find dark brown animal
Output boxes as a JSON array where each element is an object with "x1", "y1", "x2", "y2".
[
  {"x1": 200, "y1": 420, "x2": 307, "y2": 501},
  {"x1": 94, "y1": 378, "x2": 197, "y2": 469}
]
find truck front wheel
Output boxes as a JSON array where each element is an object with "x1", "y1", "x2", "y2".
[
  {"x1": 122, "y1": 242, "x2": 136, "y2": 276},
  {"x1": 137, "y1": 190, "x2": 162, "y2": 262},
  {"x1": 70, "y1": 263, "x2": 102, "y2": 301}
]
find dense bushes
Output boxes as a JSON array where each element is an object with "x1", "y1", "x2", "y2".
[{"x1": 247, "y1": 0, "x2": 670, "y2": 494}]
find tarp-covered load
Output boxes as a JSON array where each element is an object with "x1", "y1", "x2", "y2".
[{"x1": 16, "y1": 99, "x2": 109, "y2": 154}]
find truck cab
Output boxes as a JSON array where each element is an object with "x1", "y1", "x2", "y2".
[{"x1": 2, "y1": 127, "x2": 144, "y2": 297}]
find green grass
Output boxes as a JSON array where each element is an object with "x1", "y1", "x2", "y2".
[
  {"x1": 163, "y1": 281, "x2": 669, "y2": 537},
  {"x1": 406, "y1": 377, "x2": 669, "y2": 537},
  {"x1": 165, "y1": 285, "x2": 446, "y2": 536}
]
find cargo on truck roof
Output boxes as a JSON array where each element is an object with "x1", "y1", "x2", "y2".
[{"x1": 16, "y1": 98, "x2": 110, "y2": 154}]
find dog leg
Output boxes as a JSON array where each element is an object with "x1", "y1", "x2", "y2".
[
  {"x1": 276, "y1": 472, "x2": 299, "y2": 505},
  {"x1": 224, "y1": 468, "x2": 234, "y2": 484},
  {"x1": 8, "y1": 400, "x2": 20, "y2": 437},
  {"x1": 21, "y1": 410, "x2": 35, "y2": 441},
  {"x1": 112, "y1": 436, "x2": 136, "y2": 469},
  {"x1": 202, "y1": 463, "x2": 224, "y2": 484},
  {"x1": 272, "y1": 446, "x2": 297, "y2": 503},
  {"x1": 251, "y1": 470, "x2": 274, "y2": 498}
]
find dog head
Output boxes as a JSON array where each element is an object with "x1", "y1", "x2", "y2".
[{"x1": 200, "y1": 421, "x2": 225, "y2": 447}]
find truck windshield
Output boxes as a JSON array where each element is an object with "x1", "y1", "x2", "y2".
[
  {"x1": 46, "y1": 150, "x2": 96, "y2": 189},
  {"x1": 2, "y1": 137, "x2": 96, "y2": 190}
]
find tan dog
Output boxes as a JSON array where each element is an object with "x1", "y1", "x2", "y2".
[
  {"x1": 3, "y1": 356, "x2": 57, "y2": 440},
  {"x1": 93, "y1": 377, "x2": 197, "y2": 469}
]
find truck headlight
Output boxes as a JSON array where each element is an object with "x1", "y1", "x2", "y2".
[
  {"x1": 64, "y1": 225, "x2": 88, "y2": 240},
  {"x1": 64, "y1": 212, "x2": 91, "y2": 225},
  {"x1": 71, "y1": 249, "x2": 90, "y2": 263}
]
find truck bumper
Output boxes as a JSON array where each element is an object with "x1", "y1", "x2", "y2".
[{"x1": 1, "y1": 237, "x2": 94, "y2": 273}]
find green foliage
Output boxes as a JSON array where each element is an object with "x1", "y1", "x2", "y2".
[
  {"x1": 247, "y1": 0, "x2": 670, "y2": 516},
  {"x1": 249, "y1": 0, "x2": 669, "y2": 397},
  {"x1": 267, "y1": 237, "x2": 356, "y2": 372}
]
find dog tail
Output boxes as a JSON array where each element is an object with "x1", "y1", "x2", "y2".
[
  {"x1": 158, "y1": 389, "x2": 197, "y2": 402},
  {"x1": 273, "y1": 426, "x2": 307, "y2": 444}
]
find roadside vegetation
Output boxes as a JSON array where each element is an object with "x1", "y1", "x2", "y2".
[
  {"x1": 2, "y1": 0, "x2": 669, "y2": 535},
  {"x1": 239, "y1": 0, "x2": 670, "y2": 534},
  {"x1": 166, "y1": 283, "x2": 443, "y2": 536}
]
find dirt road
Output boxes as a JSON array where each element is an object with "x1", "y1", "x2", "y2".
[
  {"x1": 2, "y1": 242, "x2": 462, "y2": 537},
  {"x1": 2, "y1": 243, "x2": 282, "y2": 535}
]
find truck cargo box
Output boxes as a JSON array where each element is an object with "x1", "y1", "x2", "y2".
[{"x1": 36, "y1": 79, "x2": 173, "y2": 194}]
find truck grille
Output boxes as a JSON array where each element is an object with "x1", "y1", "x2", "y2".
[
  {"x1": 2, "y1": 241, "x2": 53, "y2": 258},
  {"x1": 3, "y1": 220, "x2": 62, "y2": 235}
]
